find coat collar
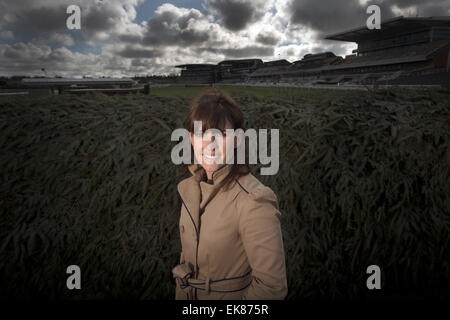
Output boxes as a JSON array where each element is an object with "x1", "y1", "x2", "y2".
[
  {"x1": 188, "y1": 163, "x2": 232, "y2": 185},
  {"x1": 178, "y1": 163, "x2": 233, "y2": 233}
]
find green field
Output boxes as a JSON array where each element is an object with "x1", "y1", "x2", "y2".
[
  {"x1": 0, "y1": 86, "x2": 449, "y2": 299},
  {"x1": 149, "y1": 84, "x2": 351, "y2": 102}
]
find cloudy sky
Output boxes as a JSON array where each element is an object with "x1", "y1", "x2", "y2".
[{"x1": 0, "y1": 0, "x2": 448, "y2": 77}]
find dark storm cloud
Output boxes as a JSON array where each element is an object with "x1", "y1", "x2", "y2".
[
  {"x1": 256, "y1": 32, "x2": 280, "y2": 46},
  {"x1": 392, "y1": 0, "x2": 450, "y2": 15},
  {"x1": 197, "y1": 45, "x2": 274, "y2": 58},
  {"x1": 207, "y1": 0, "x2": 265, "y2": 31},
  {"x1": 83, "y1": 3, "x2": 122, "y2": 33},
  {"x1": 290, "y1": 0, "x2": 450, "y2": 38},
  {"x1": 131, "y1": 58, "x2": 149, "y2": 67},
  {"x1": 45, "y1": 48, "x2": 72, "y2": 63},
  {"x1": 3, "y1": 43, "x2": 33, "y2": 60},
  {"x1": 1, "y1": 2, "x2": 124, "y2": 36},
  {"x1": 117, "y1": 47, "x2": 162, "y2": 58},
  {"x1": 142, "y1": 7, "x2": 210, "y2": 46},
  {"x1": 118, "y1": 33, "x2": 142, "y2": 44},
  {"x1": 221, "y1": 45, "x2": 274, "y2": 58},
  {"x1": 289, "y1": 0, "x2": 398, "y2": 37},
  {"x1": 143, "y1": 27, "x2": 210, "y2": 46},
  {"x1": 5, "y1": 5, "x2": 68, "y2": 32}
]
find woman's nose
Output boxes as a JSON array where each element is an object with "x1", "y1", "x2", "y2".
[
  {"x1": 202, "y1": 134, "x2": 218, "y2": 147},
  {"x1": 203, "y1": 132, "x2": 215, "y2": 141},
  {"x1": 202, "y1": 134, "x2": 223, "y2": 150},
  {"x1": 202, "y1": 139, "x2": 214, "y2": 151}
]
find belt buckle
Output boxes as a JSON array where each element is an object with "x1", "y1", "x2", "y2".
[
  {"x1": 179, "y1": 272, "x2": 192, "y2": 289},
  {"x1": 172, "y1": 262, "x2": 194, "y2": 289}
]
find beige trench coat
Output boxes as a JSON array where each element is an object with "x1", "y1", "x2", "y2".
[{"x1": 172, "y1": 163, "x2": 288, "y2": 300}]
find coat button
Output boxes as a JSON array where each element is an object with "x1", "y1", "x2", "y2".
[{"x1": 180, "y1": 225, "x2": 184, "y2": 233}]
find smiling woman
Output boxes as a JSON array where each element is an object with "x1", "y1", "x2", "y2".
[
  {"x1": 185, "y1": 88, "x2": 249, "y2": 186},
  {"x1": 172, "y1": 88, "x2": 288, "y2": 300}
]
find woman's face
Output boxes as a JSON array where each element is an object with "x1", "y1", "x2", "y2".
[{"x1": 189, "y1": 121, "x2": 235, "y2": 177}]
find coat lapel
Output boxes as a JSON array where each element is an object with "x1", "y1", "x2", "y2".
[
  {"x1": 199, "y1": 164, "x2": 233, "y2": 210},
  {"x1": 177, "y1": 164, "x2": 204, "y2": 234},
  {"x1": 177, "y1": 163, "x2": 234, "y2": 233}
]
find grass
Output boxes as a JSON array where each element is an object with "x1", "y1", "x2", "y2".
[
  {"x1": 149, "y1": 85, "x2": 207, "y2": 99},
  {"x1": 149, "y1": 84, "x2": 349, "y2": 103},
  {"x1": 0, "y1": 86, "x2": 449, "y2": 300}
]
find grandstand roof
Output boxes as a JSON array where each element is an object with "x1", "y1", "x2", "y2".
[
  {"x1": 218, "y1": 59, "x2": 263, "y2": 65},
  {"x1": 302, "y1": 52, "x2": 336, "y2": 61},
  {"x1": 325, "y1": 16, "x2": 450, "y2": 42},
  {"x1": 324, "y1": 40, "x2": 450, "y2": 70},
  {"x1": 262, "y1": 59, "x2": 291, "y2": 67},
  {"x1": 175, "y1": 64, "x2": 216, "y2": 68},
  {"x1": 325, "y1": 55, "x2": 428, "y2": 70}
]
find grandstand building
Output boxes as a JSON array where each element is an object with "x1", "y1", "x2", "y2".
[
  {"x1": 282, "y1": 52, "x2": 344, "y2": 83},
  {"x1": 172, "y1": 16, "x2": 449, "y2": 85},
  {"x1": 323, "y1": 16, "x2": 450, "y2": 84},
  {"x1": 175, "y1": 59, "x2": 263, "y2": 84},
  {"x1": 248, "y1": 59, "x2": 292, "y2": 82},
  {"x1": 175, "y1": 64, "x2": 218, "y2": 83},
  {"x1": 217, "y1": 59, "x2": 263, "y2": 83}
]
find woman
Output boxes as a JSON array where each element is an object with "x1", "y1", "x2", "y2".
[{"x1": 172, "y1": 88, "x2": 287, "y2": 300}]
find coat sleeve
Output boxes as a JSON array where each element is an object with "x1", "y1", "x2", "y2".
[{"x1": 238, "y1": 186, "x2": 288, "y2": 300}]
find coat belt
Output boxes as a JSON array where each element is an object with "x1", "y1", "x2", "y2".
[{"x1": 172, "y1": 263, "x2": 252, "y2": 294}]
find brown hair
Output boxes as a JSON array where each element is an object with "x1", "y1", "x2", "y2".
[{"x1": 183, "y1": 87, "x2": 250, "y2": 191}]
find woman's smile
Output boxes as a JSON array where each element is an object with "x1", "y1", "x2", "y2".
[{"x1": 203, "y1": 152, "x2": 221, "y2": 163}]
